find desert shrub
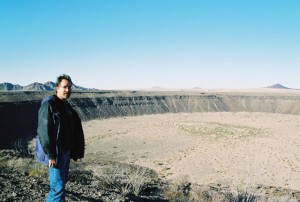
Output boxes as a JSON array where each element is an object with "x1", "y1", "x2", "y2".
[
  {"x1": 234, "y1": 182, "x2": 259, "y2": 202},
  {"x1": 7, "y1": 157, "x2": 32, "y2": 170},
  {"x1": 189, "y1": 186, "x2": 212, "y2": 202},
  {"x1": 1, "y1": 142, "x2": 48, "y2": 178},
  {"x1": 162, "y1": 176, "x2": 191, "y2": 202},
  {"x1": 166, "y1": 182, "x2": 260, "y2": 202},
  {"x1": 28, "y1": 164, "x2": 48, "y2": 178},
  {"x1": 92, "y1": 162, "x2": 157, "y2": 197},
  {"x1": 236, "y1": 191, "x2": 257, "y2": 202},
  {"x1": 6, "y1": 156, "x2": 49, "y2": 179}
]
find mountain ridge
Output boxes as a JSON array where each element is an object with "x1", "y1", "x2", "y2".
[{"x1": 0, "y1": 81, "x2": 96, "y2": 91}]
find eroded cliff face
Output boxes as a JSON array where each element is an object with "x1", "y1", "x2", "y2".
[
  {"x1": 70, "y1": 94, "x2": 300, "y2": 121},
  {"x1": 69, "y1": 95, "x2": 226, "y2": 120},
  {"x1": 1, "y1": 91, "x2": 300, "y2": 148}
]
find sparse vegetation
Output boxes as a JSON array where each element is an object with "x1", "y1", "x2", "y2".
[
  {"x1": 91, "y1": 162, "x2": 159, "y2": 198},
  {"x1": 162, "y1": 178, "x2": 260, "y2": 202},
  {"x1": 1, "y1": 147, "x2": 300, "y2": 201},
  {"x1": 176, "y1": 122, "x2": 263, "y2": 139},
  {"x1": 162, "y1": 176, "x2": 191, "y2": 201},
  {"x1": 28, "y1": 163, "x2": 48, "y2": 177}
]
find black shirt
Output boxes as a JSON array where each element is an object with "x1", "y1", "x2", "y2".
[{"x1": 57, "y1": 99, "x2": 75, "y2": 151}]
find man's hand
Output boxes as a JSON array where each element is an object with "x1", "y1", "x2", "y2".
[{"x1": 49, "y1": 159, "x2": 56, "y2": 167}]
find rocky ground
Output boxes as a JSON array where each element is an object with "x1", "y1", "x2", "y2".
[
  {"x1": 1, "y1": 150, "x2": 300, "y2": 202},
  {"x1": 0, "y1": 150, "x2": 166, "y2": 202},
  {"x1": 0, "y1": 166, "x2": 167, "y2": 202}
]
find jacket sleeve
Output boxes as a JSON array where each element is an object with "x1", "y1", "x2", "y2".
[{"x1": 37, "y1": 102, "x2": 57, "y2": 160}]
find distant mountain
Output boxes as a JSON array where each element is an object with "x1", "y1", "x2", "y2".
[
  {"x1": 23, "y1": 82, "x2": 54, "y2": 91},
  {"x1": 0, "y1": 82, "x2": 23, "y2": 91},
  {"x1": 266, "y1": 83, "x2": 290, "y2": 89},
  {"x1": 44, "y1": 81, "x2": 56, "y2": 89},
  {"x1": 0, "y1": 81, "x2": 94, "y2": 91}
]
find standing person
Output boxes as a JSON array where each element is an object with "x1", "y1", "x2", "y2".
[{"x1": 37, "y1": 74, "x2": 85, "y2": 202}]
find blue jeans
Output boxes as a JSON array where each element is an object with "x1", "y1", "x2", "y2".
[{"x1": 47, "y1": 151, "x2": 70, "y2": 202}]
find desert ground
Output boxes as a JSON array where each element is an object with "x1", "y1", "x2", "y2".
[{"x1": 83, "y1": 111, "x2": 300, "y2": 191}]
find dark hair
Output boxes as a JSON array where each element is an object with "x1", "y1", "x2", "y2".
[{"x1": 55, "y1": 74, "x2": 73, "y2": 87}]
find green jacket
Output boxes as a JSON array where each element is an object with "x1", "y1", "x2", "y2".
[{"x1": 37, "y1": 95, "x2": 85, "y2": 162}]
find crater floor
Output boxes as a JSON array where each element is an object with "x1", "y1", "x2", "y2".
[{"x1": 83, "y1": 112, "x2": 300, "y2": 191}]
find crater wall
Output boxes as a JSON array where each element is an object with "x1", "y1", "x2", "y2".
[{"x1": 1, "y1": 91, "x2": 300, "y2": 148}]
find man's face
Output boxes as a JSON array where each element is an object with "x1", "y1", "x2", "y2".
[{"x1": 56, "y1": 79, "x2": 72, "y2": 100}]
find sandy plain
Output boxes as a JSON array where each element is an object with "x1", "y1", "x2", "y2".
[{"x1": 82, "y1": 111, "x2": 300, "y2": 191}]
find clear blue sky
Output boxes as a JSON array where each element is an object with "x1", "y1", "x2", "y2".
[{"x1": 0, "y1": 0, "x2": 299, "y2": 90}]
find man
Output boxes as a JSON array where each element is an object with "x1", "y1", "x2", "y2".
[{"x1": 37, "y1": 74, "x2": 85, "y2": 202}]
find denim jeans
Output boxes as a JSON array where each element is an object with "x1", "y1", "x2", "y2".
[{"x1": 47, "y1": 151, "x2": 70, "y2": 202}]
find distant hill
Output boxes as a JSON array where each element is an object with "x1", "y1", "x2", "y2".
[
  {"x1": 266, "y1": 83, "x2": 290, "y2": 89},
  {"x1": 0, "y1": 82, "x2": 23, "y2": 91},
  {"x1": 0, "y1": 81, "x2": 95, "y2": 91}
]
